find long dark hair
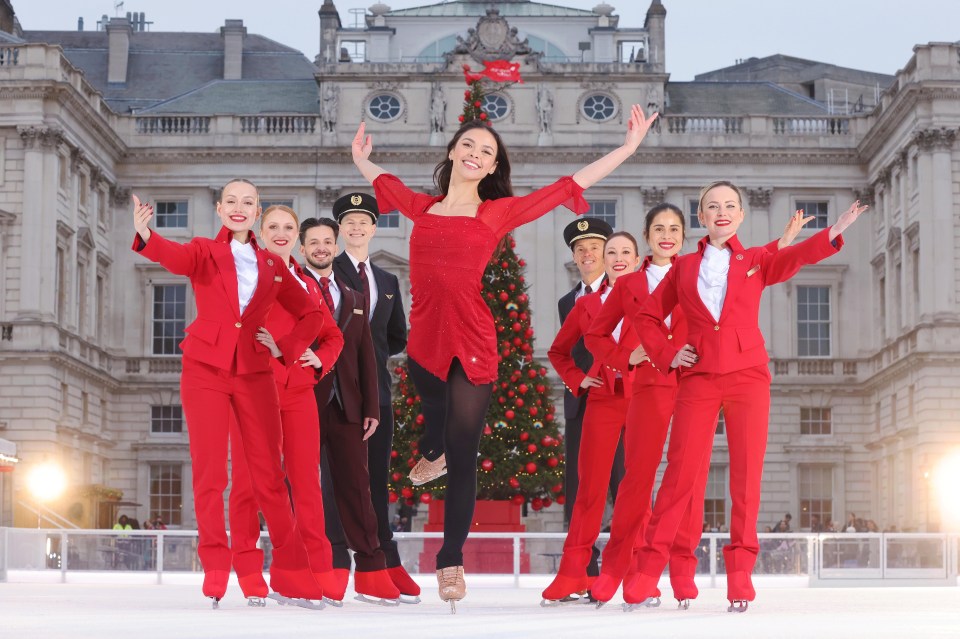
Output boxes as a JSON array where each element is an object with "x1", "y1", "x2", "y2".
[
  {"x1": 643, "y1": 202, "x2": 686, "y2": 241},
  {"x1": 433, "y1": 121, "x2": 513, "y2": 200}
]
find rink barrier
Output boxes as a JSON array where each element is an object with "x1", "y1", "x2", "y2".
[{"x1": 0, "y1": 529, "x2": 957, "y2": 586}]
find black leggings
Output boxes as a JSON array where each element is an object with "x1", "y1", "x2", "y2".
[{"x1": 407, "y1": 357, "x2": 493, "y2": 569}]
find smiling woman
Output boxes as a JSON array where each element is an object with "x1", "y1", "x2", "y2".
[{"x1": 350, "y1": 105, "x2": 659, "y2": 611}]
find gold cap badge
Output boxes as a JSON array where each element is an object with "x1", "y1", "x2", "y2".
[
  {"x1": 577, "y1": 220, "x2": 589, "y2": 232},
  {"x1": 350, "y1": 195, "x2": 363, "y2": 206}
]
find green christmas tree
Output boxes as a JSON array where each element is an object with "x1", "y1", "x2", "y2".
[{"x1": 388, "y1": 236, "x2": 566, "y2": 512}]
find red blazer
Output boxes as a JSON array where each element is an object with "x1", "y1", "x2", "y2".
[
  {"x1": 584, "y1": 258, "x2": 687, "y2": 392},
  {"x1": 268, "y1": 260, "x2": 344, "y2": 390},
  {"x1": 636, "y1": 228, "x2": 843, "y2": 375},
  {"x1": 549, "y1": 288, "x2": 640, "y2": 398},
  {"x1": 133, "y1": 226, "x2": 324, "y2": 375}
]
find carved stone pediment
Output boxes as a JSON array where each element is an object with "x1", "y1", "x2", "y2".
[{"x1": 454, "y1": 8, "x2": 533, "y2": 62}]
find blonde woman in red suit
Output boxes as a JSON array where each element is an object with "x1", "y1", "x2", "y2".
[
  {"x1": 131, "y1": 182, "x2": 327, "y2": 607},
  {"x1": 585, "y1": 205, "x2": 810, "y2": 609},
  {"x1": 627, "y1": 182, "x2": 867, "y2": 612},
  {"x1": 227, "y1": 205, "x2": 344, "y2": 606},
  {"x1": 542, "y1": 232, "x2": 641, "y2": 604}
]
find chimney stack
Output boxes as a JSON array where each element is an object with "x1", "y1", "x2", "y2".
[
  {"x1": 221, "y1": 19, "x2": 246, "y2": 80},
  {"x1": 106, "y1": 17, "x2": 132, "y2": 84},
  {"x1": 644, "y1": 0, "x2": 666, "y2": 74}
]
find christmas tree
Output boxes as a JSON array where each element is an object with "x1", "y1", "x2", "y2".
[{"x1": 388, "y1": 239, "x2": 566, "y2": 512}]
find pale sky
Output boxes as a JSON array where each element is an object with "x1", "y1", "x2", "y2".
[{"x1": 14, "y1": 0, "x2": 956, "y2": 81}]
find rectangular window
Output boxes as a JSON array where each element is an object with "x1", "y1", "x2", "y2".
[
  {"x1": 55, "y1": 247, "x2": 67, "y2": 322},
  {"x1": 800, "y1": 407, "x2": 832, "y2": 435},
  {"x1": 687, "y1": 199, "x2": 703, "y2": 229},
  {"x1": 377, "y1": 209, "x2": 400, "y2": 229},
  {"x1": 795, "y1": 200, "x2": 829, "y2": 229},
  {"x1": 151, "y1": 405, "x2": 183, "y2": 434},
  {"x1": 79, "y1": 173, "x2": 89, "y2": 209},
  {"x1": 96, "y1": 273, "x2": 105, "y2": 342},
  {"x1": 798, "y1": 464, "x2": 833, "y2": 530},
  {"x1": 587, "y1": 200, "x2": 617, "y2": 229},
  {"x1": 82, "y1": 391, "x2": 90, "y2": 424},
  {"x1": 152, "y1": 284, "x2": 186, "y2": 355},
  {"x1": 154, "y1": 200, "x2": 189, "y2": 229},
  {"x1": 797, "y1": 285, "x2": 831, "y2": 357},
  {"x1": 704, "y1": 465, "x2": 727, "y2": 531},
  {"x1": 149, "y1": 464, "x2": 183, "y2": 526}
]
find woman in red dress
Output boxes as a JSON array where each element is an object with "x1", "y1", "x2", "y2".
[
  {"x1": 627, "y1": 181, "x2": 867, "y2": 612},
  {"x1": 351, "y1": 105, "x2": 659, "y2": 610},
  {"x1": 543, "y1": 232, "x2": 641, "y2": 604}
]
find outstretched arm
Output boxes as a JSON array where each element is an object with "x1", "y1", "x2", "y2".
[
  {"x1": 571, "y1": 104, "x2": 658, "y2": 190},
  {"x1": 352, "y1": 121, "x2": 387, "y2": 185},
  {"x1": 777, "y1": 209, "x2": 816, "y2": 250},
  {"x1": 829, "y1": 200, "x2": 869, "y2": 242}
]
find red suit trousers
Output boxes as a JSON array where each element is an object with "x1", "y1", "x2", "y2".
[
  {"x1": 635, "y1": 365, "x2": 771, "y2": 599},
  {"x1": 180, "y1": 357, "x2": 309, "y2": 574},
  {"x1": 556, "y1": 388, "x2": 629, "y2": 577},
  {"x1": 229, "y1": 384, "x2": 333, "y2": 577}
]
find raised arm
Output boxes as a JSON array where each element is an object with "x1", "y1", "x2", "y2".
[
  {"x1": 828, "y1": 200, "x2": 869, "y2": 242},
  {"x1": 571, "y1": 104, "x2": 658, "y2": 190},
  {"x1": 776, "y1": 209, "x2": 815, "y2": 250},
  {"x1": 352, "y1": 121, "x2": 387, "y2": 185},
  {"x1": 131, "y1": 194, "x2": 201, "y2": 276}
]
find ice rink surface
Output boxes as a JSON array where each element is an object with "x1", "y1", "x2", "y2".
[{"x1": 2, "y1": 574, "x2": 958, "y2": 639}]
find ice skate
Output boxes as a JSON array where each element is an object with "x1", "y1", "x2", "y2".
[
  {"x1": 409, "y1": 454, "x2": 447, "y2": 486},
  {"x1": 437, "y1": 566, "x2": 466, "y2": 614},
  {"x1": 727, "y1": 599, "x2": 749, "y2": 613},
  {"x1": 314, "y1": 569, "x2": 346, "y2": 607},
  {"x1": 725, "y1": 570, "x2": 755, "y2": 612},
  {"x1": 588, "y1": 573, "x2": 621, "y2": 608},
  {"x1": 238, "y1": 573, "x2": 269, "y2": 608},
  {"x1": 268, "y1": 567, "x2": 325, "y2": 610},
  {"x1": 621, "y1": 573, "x2": 661, "y2": 611},
  {"x1": 202, "y1": 569, "x2": 229, "y2": 609},
  {"x1": 387, "y1": 565, "x2": 422, "y2": 604},
  {"x1": 540, "y1": 574, "x2": 591, "y2": 607},
  {"x1": 267, "y1": 592, "x2": 326, "y2": 610},
  {"x1": 669, "y1": 575, "x2": 698, "y2": 609},
  {"x1": 354, "y1": 569, "x2": 401, "y2": 606}
]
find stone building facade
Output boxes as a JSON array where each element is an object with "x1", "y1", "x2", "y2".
[{"x1": 0, "y1": 0, "x2": 957, "y2": 533}]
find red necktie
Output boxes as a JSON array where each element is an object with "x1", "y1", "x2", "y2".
[
  {"x1": 358, "y1": 261, "x2": 370, "y2": 316},
  {"x1": 319, "y1": 277, "x2": 335, "y2": 314}
]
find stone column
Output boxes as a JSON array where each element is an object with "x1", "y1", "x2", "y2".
[{"x1": 914, "y1": 127, "x2": 957, "y2": 318}]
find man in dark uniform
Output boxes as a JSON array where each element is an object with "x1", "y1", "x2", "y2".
[
  {"x1": 557, "y1": 217, "x2": 625, "y2": 578},
  {"x1": 329, "y1": 193, "x2": 417, "y2": 599}
]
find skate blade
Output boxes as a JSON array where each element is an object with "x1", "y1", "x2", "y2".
[
  {"x1": 354, "y1": 594, "x2": 401, "y2": 607},
  {"x1": 449, "y1": 600, "x2": 456, "y2": 614},
  {"x1": 727, "y1": 600, "x2": 748, "y2": 613},
  {"x1": 246, "y1": 597, "x2": 267, "y2": 607},
  {"x1": 322, "y1": 597, "x2": 344, "y2": 608},
  {"x1": 209, "y1": 597, "x2": 220, "y2": 610},
  {"x1": 621, "y1": 597, "x2": 661, "y2": 612},
  {"x1": 267, "y1": 593, "x2": 326, "y2": 610},
  {"x1": 398, "y1": 594, "x2": 422, "y2": 604},
  {"x1": 539, "y1": 594, "x2": 587, "y2": 607}
]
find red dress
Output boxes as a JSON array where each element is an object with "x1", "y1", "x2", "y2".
[{"x1": 373, "y1": 173, "x2": 588, "y2": 384}]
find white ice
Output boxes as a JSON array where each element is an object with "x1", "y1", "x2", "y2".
[{"x1": 1, "y1": 573, "x2": 958, "y2": 639}]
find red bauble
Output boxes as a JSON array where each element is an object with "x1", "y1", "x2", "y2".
[
  {"x1": 518, "y1": 259, "x2": 526, "y2": 267},
  {"x1": 464, "y1": 90, "x2": 472, "y2": 98},
  {"x1": 473, "y1": 100, "x2": 482, "y2": 107},
  {"x1": 525, "y1": 329, "x2": 534, "y2": 339},
  {"x1": 501, "y1": 348, "x2": 510, "y2": 358},
  {"x1": 415, "y1": 413, "x2": 425, "y2": 425},
  {"x1": 556, "y1": 495, "x2": 566, "y2": 505},
  {"x1": 529, "y1": 407, "x2": 538, "y2": 416},
  {"x1": 406, "y1": 498, "x2": 415, "y2": 506},
  {"x1": 405, "y1": 397, "x2": 415, "y2": 406},
  {"x1": 392, "y1": 472, "x2": 403, "y2": 482},
  {"x1": 511, "y1": 494, "x2": 525, "y2": 506},
  {"x1": 519, "y1": 313, "x2": 528, "y2": 321},
  {"x1": 512, "y1": 337, "x2": 522, "y2": 346},
  {"x1": 526, "y1": 444, "x2": 537, "y2": 454},
  {"x1": 509, "y1": 477, "x2": 521, "y2": 489},
  {"x1": 515, "y1": 398, "x2": 524, "y2": 407},
  {"x1": 497, "y1": 325, "x2": 505, "y2": 333},
  {"x1": 551, "y1": 483, "x2": 563, "y2": 494},
  {"x1": 545, "y1": 413, "x2": 554, "y2": 422},
  {"x1": 481, "y1": 459, "x2": 494, "y2": 472},
  {"x1": 505, "y1": 410, "x2": 516, "y2": 420},
  {"x1": 519, "y1": 432, "x2": 530, "y2": 441},
  {"x1": 420, "y1": 493, "x2": 432, "y2": 504},
  {"x1": 517, "y1": 294, "x2": 528, "y2": 303},
  {"x1": 483, "y1": 425, "x2": 492, "y2": 435},
  {"x1": 390, "y1": 450, "x2": 399, "y2": 459},
  {"x1": 507, "y1": 390, "x2": 515, "y2": 398},
  {"x1": 547, "y1": 456, "x2": 559, "y2": 468},
  {"x1": 543, "y1": 498, "x2": 553, "y2": 508},
  {"x1": 539, "y1": 367, "x2": 547, "y2": 375},
  {"x1": 500, "y1": 382, "x2": 509, "y2": 389},
  {"x1": 508, "y1": 284, "x2": 516, "y2": 291},
  {"x1": 394, "y1": 408, "x2": 401, "y2": 417},
  {"x1": 527, "y1": 369, "x2": 537, "y2": 379},
  {"x1": 509, "y1": 310, "x2": 519, "y2": 319},
  {"x1": 479, "y1": 112, "x2": 488, "y2": 120},
  {"x1": 540, "y1": 436, "x2": 554, "y2": 447},
  {"x1": 394, "y1": 366, "x2": 403, "y2": 374},
  {"x1": 518, "y1": 383, "x2": 528, "y2": 394},
  {"x1": 511, "y1": 322, "x2": 521, "y2": 332},
  {"x1": 501, "y1": 261, "x2": 509, "y2": 269},
  {"x1": 407, "y1": 458, "x2": 416, "y2": 468},
  {"x1": 458, "y1": 115, "x2": 465, "y2": 122},
  {"x1": 498, "y1": 395, "x2": 506, "y2": 404},
  {"x1": 401, "y1": 487, "x2": 414, "y2": 498},
  {"x1": 525, "y1": 462, "x2": 538, "y2": 474},
  {"x1": 499, "y1": 292, "x2": 509, "y2": 302},
  {"x1": 531, "y1": 497, "x2": 543, "y2": 511},
  {"x1": 389, "y1": 491, "x2": 399, "y2": 503}
]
